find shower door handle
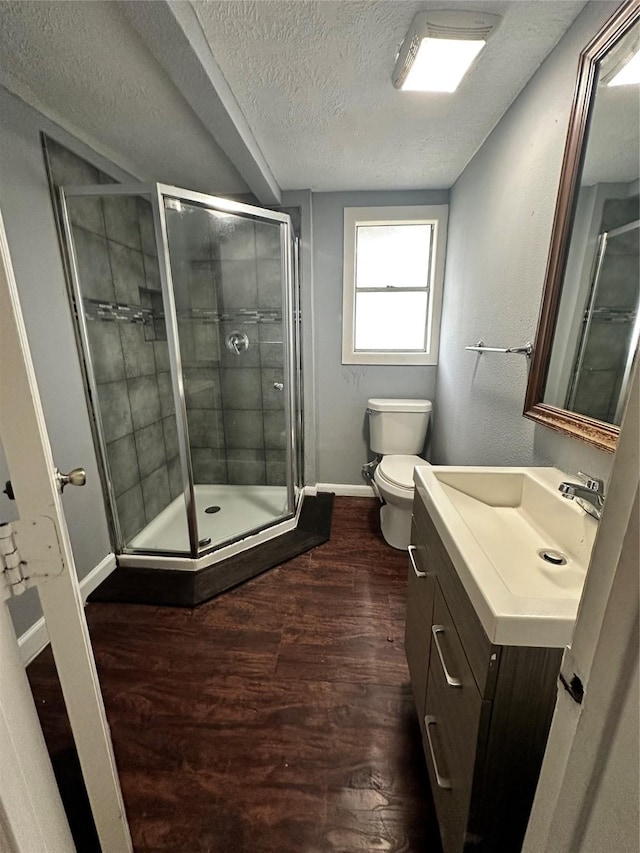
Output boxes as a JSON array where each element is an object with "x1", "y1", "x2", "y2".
[{"x1": 273, "y1": 382, "x2": 284, "y2": 391}]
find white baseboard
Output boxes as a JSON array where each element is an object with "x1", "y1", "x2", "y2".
[
  {"x1": 17, "y1": 552, "x2": 116, "y2": 666},
  {"x1": 79, "y1": 552, "x2": 116, "y2": 599},
  {"x1": 18, "y1": 617, "x2": 49, "y2": 667},
  {"x1": 314, "y1": 483, "x2": 376, "y2": 497}
]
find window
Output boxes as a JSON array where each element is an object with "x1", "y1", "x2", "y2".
[{"x1": 342, "y1": 205, "x2": 448, "y2": 365}]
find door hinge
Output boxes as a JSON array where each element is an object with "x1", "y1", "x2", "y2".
[
  {"x1": 0, "y1": 517, "x2": 65, "y2": 601},
  {"x1": 0, "y1": 522, "x2": 29, "y2": 599}
]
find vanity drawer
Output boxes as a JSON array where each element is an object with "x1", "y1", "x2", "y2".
[
  {"x1": 423, "y1": 652, "x2": 490, "y2": 853},
  {"x1": 413, "y1": 493, "x2": 499, "y2": 698},
  {"x1": 430, "y1": 584, "x2": 485, "y2": 778},
  {"x1": 424, "y1": 586, "x2": 491, "y2": 853},
  {"x1": 405, "y1": 519, "x2": 435, "y2": 722}
]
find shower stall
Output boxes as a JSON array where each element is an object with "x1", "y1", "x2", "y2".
[
  {"x1": 566, "y1": 217, "x2": 640, "y2": 425},
  {"x1": 58, "y1": 183, "x2": 309, "y2": 601}
]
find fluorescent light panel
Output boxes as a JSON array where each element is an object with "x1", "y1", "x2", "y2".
[
  {"x1": 401, "y1": 37, "x2": 486, "y2": 92},
  {"x1": 392, "y1": 11, "x2": 501, "y2": 94},
  {"x1": 608, "y1": 47, "x2": 640, "y2": 86}
]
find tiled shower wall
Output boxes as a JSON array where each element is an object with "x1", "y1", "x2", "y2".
[
  {"x1": 45, "y1": 138, "x2": 181, "y2": 543},
  {"x1": 214, "y1": 215, "x2": 287, "y2": 487},
  {"x1": 46, "y1": 137, "x2": 298, "y2": 545},
  {"x1": 167, "y1": 208, "x2": 290, "y2": 487}
]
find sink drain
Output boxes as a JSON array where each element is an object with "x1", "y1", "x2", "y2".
[
  {"x1": 538, "y1": 549, "x2": 567, "y2": 566},
  {"x1": 205, "y1": 505, "x2": 221, "y2": 514}
]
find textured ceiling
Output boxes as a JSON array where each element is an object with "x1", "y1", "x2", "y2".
[
  {"x1": 193, "y1": 0, "x2": 587, "y2": 191},
  {"x1": 0, "y1": 1, "x2": 248, "y2": 195},
  {"x1": 0, "y1": 0, "x2": 605, "y2": 196}
]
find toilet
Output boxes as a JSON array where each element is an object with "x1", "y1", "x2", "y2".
[{"x1": 366, "y1": 398, "x2": 432, "y2": 550}]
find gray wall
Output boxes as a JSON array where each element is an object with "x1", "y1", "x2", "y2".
[
  {"x1": 431, "y1": 2, "x2": 618, "y2": 483},
  {"x1": 0, "y1": 88, "x2": 136, "y2": 636},
  {"x1": 310, "y1": 189, "x2": 449, "y2": 485}
]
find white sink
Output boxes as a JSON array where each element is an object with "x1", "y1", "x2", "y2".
[{"x1": 414, "y1": 466, "x2": 598, "y2": 647}]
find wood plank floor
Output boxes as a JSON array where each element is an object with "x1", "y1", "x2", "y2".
[{"x1": 27, "y1": 497, "x2": 443, "y2": 852}]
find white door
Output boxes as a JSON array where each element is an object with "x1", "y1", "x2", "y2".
[
  {"x1": 0, "y1": 596, "x2": 74, "y2": 851},
  {"x1": 0, "y1": 208, "x2": 132, "y2": 852},
  {"x1": 523, "y1": 362, "x2": 639, "y2": 852}
]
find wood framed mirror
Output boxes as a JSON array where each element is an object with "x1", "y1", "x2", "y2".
[{"x1": 524, "y1": 0, "x2": 640, "y2": 452}]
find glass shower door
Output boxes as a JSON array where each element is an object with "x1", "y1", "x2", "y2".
[
  {"x1": 60, "y1": 186, "x2": 192, "y2": 555},
  {"x1": 58, "y1": 181, "x2": 300, "y2": 562},
  {"x1": 160, "y1": 188, "x2": 298, "y2": 554}
]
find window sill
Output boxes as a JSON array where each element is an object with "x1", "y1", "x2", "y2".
[{"x1": 342, "y1": 351, "x2": 438, "y2": 366}]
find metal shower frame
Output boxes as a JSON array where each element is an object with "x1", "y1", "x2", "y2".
[{"x1": 59, "y1": 182, "x2": 302, "y2": 564}]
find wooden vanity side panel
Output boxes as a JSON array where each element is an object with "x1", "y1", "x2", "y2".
[
  {"x1": 413, "y1": 497, "x2": 500, "y2": 698},
  {"x1": 404, "y1": 517, "x2": 436, "y2": 723},
  {"x1": 468, "y1": 644, "x2": 563, "y2": 851}
]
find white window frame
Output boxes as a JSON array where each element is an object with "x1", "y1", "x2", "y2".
[{"x1": 342, "y1": 205, "x2": 448, "y2": 365}]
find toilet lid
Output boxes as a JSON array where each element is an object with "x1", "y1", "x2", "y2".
[{"x1": 378, "y1": 455, "x2": 430, "y2": 489}]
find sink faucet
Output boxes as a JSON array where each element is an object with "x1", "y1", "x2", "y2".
[{"x1": 558, "y1": 472, "x2": 605, "y2": 520}]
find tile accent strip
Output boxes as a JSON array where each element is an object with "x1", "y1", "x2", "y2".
[
  {"x1": 84, "y1": 300, "x2": 289, "y2": 328},
  {"x1": 83, "y1": 298, "x2": 153, "y2": 325}
]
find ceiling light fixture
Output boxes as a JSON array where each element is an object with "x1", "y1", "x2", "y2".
[{"x1": 393, "y1": 10, "x2": 501, "y2": 93}]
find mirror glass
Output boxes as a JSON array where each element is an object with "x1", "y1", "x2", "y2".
[{"x1": 543, "y1": 21, "x2": 639, "y2": 427}]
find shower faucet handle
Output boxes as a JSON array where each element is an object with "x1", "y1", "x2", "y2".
[{"x1": 225, "y1": 331, "x2": 249, "y2": 355}]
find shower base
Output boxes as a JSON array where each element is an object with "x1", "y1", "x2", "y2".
[
  {"x1": 90, "y1": 492, "x2": 335, "y2": 608},
  {"x1": 130, "y1": 484, "x2": 289, "y2": 553}
]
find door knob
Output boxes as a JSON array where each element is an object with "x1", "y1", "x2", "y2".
[{"x1": 56, "y1": 467, "x2": 86, "y2": 493}]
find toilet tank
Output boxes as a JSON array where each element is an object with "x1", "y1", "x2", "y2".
[{"x1": 367, "y1": 398, "x2": 432, "y2": 455}]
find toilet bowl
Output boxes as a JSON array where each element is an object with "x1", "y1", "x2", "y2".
[
  {"x1": 374, "y1": 454, "x2": 431, "y2": 550},
  {"x1": 365, "y1": 397, "x2": 433, "y2": 550}
]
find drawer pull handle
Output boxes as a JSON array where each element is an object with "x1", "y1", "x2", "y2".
[
  {"x1": 408, "y1": 544, "x2": 426, "y2": 578},
  {"x1": 432, "y1": 625, "x2": 462, "y2": 688},
  {"x1": 424, "y1": 715, "x2": 452, "y2": 790}
]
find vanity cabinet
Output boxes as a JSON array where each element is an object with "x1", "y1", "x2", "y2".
[
  {"x1": 405, "y1": 491, "x2": 563, "y2": 853},
  {"x1": 404, "y1": 535, "x2": 435, "y2": 718}
]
